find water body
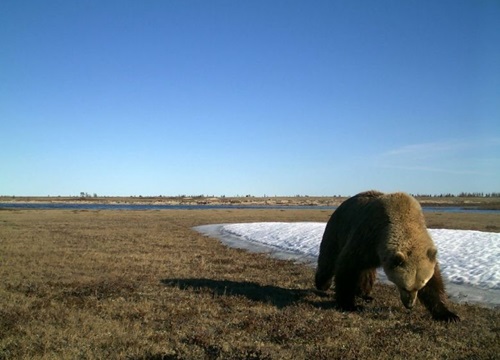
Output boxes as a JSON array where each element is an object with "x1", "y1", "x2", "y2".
[
  {"x1": 0, "y1": 202, "x2": 334, "y2": 211},
  {"x1": 0, "y1": 202, "x2": 499, "y2": 214}
]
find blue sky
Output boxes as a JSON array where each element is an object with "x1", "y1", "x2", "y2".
[{"x1": 1, "y1": 0, "x2": 499, "y2": 196}]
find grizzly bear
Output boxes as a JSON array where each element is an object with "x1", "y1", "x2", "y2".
[{"x1": 315, "y1": 190, "x2": 460, "y2": 322}]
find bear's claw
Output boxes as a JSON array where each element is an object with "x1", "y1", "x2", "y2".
[{"x1": 433, "y1": 310, "x2": 460, "y2": 322}]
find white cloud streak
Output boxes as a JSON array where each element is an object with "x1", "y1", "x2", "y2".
[{"x1": 375, "y1": 138, "x2": 500, "y2": 175}]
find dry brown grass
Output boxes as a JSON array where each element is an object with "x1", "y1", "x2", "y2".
[{"x1": 0, "y1": 209, "x2": 499, "y2": 359}]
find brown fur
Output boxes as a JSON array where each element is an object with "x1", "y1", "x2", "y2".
[{"x1": 315, "y1": 190, "x2": 460, "y2": 322}]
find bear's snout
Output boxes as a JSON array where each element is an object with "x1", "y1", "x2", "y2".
[{"x1": 399, "y1": 289, "x2": 418, "y2": 309}]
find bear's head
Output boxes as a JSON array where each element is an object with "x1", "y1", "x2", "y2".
[{"x1": 383, "y1": 247, "x2": 437, "y2": 309}]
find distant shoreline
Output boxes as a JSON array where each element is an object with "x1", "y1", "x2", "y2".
[{"x1": 1, "y1": 195, "x2": 500, "y2": 210}]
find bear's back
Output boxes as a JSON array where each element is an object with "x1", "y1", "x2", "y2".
[
  {"x1": 379, "y1": 192, "x2": 426, "y2": 229},
  {"x1": 324, "y1": 190, "x2": 388, "y2": 248},
  {"x1": 326, "y1": 191, "x2": 431, "y2": 249},
  {"x1": 378, "y1": 192, "x2": 433, "y2": 251}
]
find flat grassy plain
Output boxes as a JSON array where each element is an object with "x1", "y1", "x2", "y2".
[{"x1": 1, "y1": 208, "x2": 499, "y2": 359}]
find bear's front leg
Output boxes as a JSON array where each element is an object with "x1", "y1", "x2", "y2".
[
  {"x1": 418, "y1": 264, "x2": 460, "y2": 322},
  {"x1": 334, "y1": 265, "x2": 362, "y2": 312}
]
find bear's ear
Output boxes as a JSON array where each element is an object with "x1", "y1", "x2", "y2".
[
  {"x1": 427, "y1": 248, "x2": 437, "y2": 262},
  {"x1": 389, "y1": 252, "x2": 406, "y2": 269}
]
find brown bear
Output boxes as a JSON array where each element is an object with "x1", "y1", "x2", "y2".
[{"x1": 315, "y1": 190, "x2": 460, "y2": 322}]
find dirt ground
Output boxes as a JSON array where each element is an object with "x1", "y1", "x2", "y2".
[{"x1": 0, "y1": 208, "x2": 499, "y2": 359}]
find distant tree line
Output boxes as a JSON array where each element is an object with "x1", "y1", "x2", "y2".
[
  {"x1": 457, "y1": 192, "x2": 500, "y2": 198},
  {"x1": 80, "y1": 192, "x2": 98, "y2": 198},
  {"x1": 412, "y1": 192, "x2": 500, "y2": 198},
  {"x1": 74, "y1": 192, "x2": 500, "y2": 199}
]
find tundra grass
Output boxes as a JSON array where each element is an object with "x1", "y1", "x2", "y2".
[{"x1": 0, "y1": 209, "x2": 499, "y2": 359}]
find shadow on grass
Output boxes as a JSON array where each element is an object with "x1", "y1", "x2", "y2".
[{"x1": 161, "y1": 278, "x2": 333, "y2": 309}]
